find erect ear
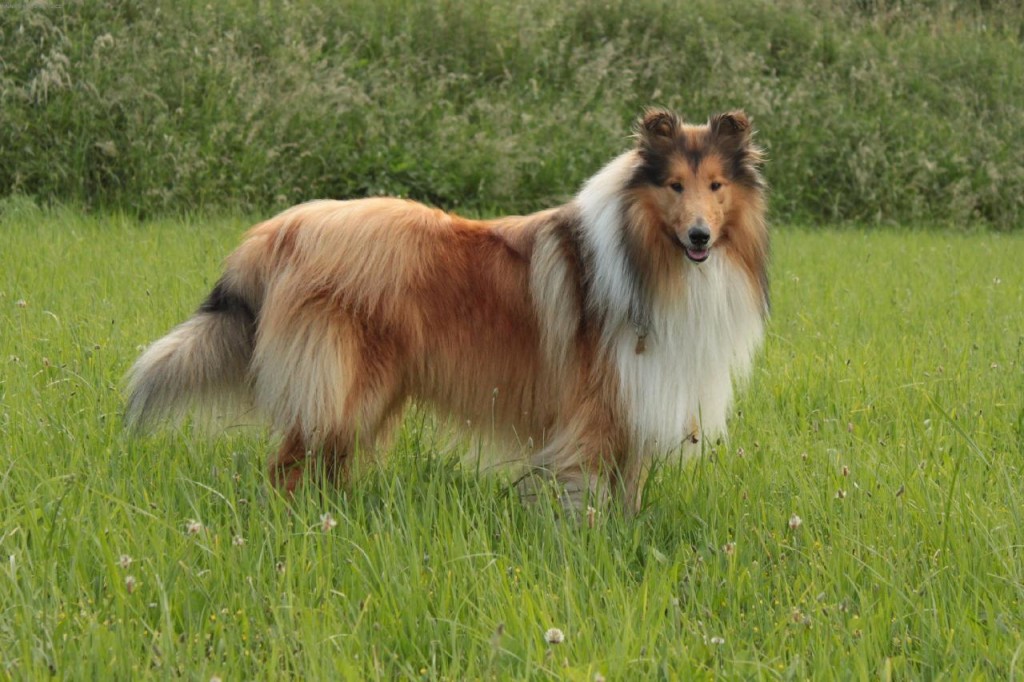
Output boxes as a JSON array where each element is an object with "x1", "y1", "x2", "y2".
[
  {"x1": 709, "y1": 110, "x2": 752, "y2": 145},
  {"x1": 635, "y1": 108, "x2": 682, "y2": 148}
]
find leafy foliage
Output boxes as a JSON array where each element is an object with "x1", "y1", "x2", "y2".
[{"x1": 1, "y1": 0, "x2": 1022, "y2": 226}]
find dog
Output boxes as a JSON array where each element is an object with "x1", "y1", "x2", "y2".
[{"x1": 126, "y1": 108, "x2": 768, "y2": 512}]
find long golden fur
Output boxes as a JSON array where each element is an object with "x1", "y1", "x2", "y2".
[{"x1": 127, "y1": 108, "x2": 768, "y2": 512}]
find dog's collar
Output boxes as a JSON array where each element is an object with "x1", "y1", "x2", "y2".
[{"x1": 632, "y1": 320, "x2": 648, "y2": 354}]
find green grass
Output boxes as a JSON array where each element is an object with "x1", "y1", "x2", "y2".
[
  {"x1": 2, "y1": 202, "x2": 1023, "y2": 679},
  {"x1": 2, "y1": 0, "x2": 1023, "y2": 227}
]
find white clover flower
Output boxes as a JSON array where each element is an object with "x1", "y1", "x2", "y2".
[
  {"x1": 320, "y1": 513, "x2": 338, "y2": 532},
  {"x1": 544, "y1": 628, "x2": 564, "y2": 644}
]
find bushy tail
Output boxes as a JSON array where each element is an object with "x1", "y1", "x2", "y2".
[{"x1": 126, "y1": 277, "x2": 257, "y2": 431}]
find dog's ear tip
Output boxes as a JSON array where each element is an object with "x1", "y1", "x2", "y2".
[
  {"x1": 710, "y1": 110, "x2": 752, "y2": 135},
  {"x1": 636, "y1": 108, "x2": 682, "y2": 144}
]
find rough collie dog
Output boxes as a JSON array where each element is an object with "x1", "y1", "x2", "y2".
[{"x1": 127, "y1": 108, "x2": 768, "y2": 512}]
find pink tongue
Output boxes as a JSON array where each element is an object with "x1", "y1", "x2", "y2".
[{"x1": 688, "y1": 249, "x2": 709, "y2": 260}]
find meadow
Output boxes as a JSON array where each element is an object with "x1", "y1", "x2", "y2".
[
  {"x1": 1, "y1": 199, "x2": 1022, "y2": 679},
  {"x1": 2, "y1": 2, "x2": 1024, "y2": 677}
]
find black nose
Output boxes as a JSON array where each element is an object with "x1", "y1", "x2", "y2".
[{"x1": 687, "y1": 225, "x2": 710, "y2": 248}]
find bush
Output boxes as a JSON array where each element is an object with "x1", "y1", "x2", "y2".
[{"x1": 1, "y1": 0, "x2": 1021, "y2": 227}]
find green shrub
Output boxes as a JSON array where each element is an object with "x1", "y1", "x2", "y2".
[{"x1": 1, "y1": 0, "x2": 1021, "y2": 227}]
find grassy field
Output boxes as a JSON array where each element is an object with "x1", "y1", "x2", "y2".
[{"x1": 1, "y1": 201, "x2": 1023, "y2": 679}]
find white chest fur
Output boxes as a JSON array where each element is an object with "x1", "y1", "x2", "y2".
[{"x1": 612, "y1": 256, "x2": 764, "y2": 454}]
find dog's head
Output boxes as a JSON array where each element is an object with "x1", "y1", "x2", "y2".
[{"x1": 628, "y1": 108, "x2": 765, "y2": 264}]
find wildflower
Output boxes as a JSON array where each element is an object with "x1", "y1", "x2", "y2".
[
  {"x1": 186, "y1": 520, "x2": 203, "y2": 535},
  {"x1": 125, "y1": 575, "x2": 137, "y2": 594},
  {"x1": 544, "y1": 628, "x2": 565, "y2": 644},
  {"x1": 800, "y1": 452, "x2": 808, "y2": 461},
  {"x1": 232, "y1": 535, "x2": 245, "y2": 547},
  {"x1": 275, "y1": 561, "x2": 286, "y2": 574},
  {"x1": 835, "y1": 489, "x2": 847, "y2": 499},
  {"x1": 320, "y1": 512, "x2": 338, "y2": 532},
  {"x1": 736, "y1": 447, "x2": 745, "y2": 458},
  {"x1": 841, "y1": 464, "x2": 849, "y2": 477},
  {"x1": 722, "y1": 541, "x2": 736, "y2": 556},
  {"x1": 118, "y1": 554, "x2": 133, "y2": 569},
  {"x1": 94, "y1": 33, "x2": 114, "y2": 50},
  {"x1": 15, "y1": 300, "x2": 27, "y2": 308},
  {"x1": 788, "y1": 514, "x2": 802, "y2": 530},
  {"x1": 710, "y1": 636, "x2": 725, "y2": 645}
]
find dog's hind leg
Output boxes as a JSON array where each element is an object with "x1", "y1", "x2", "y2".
[
  {"x1": 268, "y1": 428, "x2": 309, "y2": 493},
  {"x1": 263, "y1": 332, "x2": 407, "y2": 494},
  {"x1": 268, "y1": 395, "x2": 403, "y2": 494},
  {"x1": 267, "y1": 428, "x2": 364, "y2": 493}
]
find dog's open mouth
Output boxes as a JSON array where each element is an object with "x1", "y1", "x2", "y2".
[{"x1": 685, "y1": 248, "x2": 710, "y2": 263}]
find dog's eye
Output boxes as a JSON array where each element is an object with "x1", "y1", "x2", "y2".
[
  {"x1": 669, "y1": 182, "x2": 683, "y2": 193},
  {"x1": 710, "y1": 182, "x2": 722, "y2": 192}
]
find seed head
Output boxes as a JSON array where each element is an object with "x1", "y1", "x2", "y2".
[
  {"x1": 186, "y1": 520, "x2": 203, "y2": 535},
  {"x1": 788, "y1": 514, "x2": 803, "y2": 530},
  {"x1": 544, "y1": 628, "x2": 564, "y2": 645},
  {"x1": 118, "y1": 554, "x2": 133, "y2": 569},
  {"x1": 125, "y1": 575, "x2": 137, "y2": 594}
]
